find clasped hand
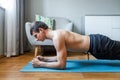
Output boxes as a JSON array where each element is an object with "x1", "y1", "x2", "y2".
[{"x1": 32, "y1": 55, "x2": 44, "y2": 68}]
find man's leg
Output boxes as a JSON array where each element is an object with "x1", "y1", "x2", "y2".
[{"x1": 111, "y1": 40, "x2": 120, "y2": 59}]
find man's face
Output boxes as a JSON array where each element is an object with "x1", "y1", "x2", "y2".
[{"x1": 32, "y1": 30, "x2": 45, "y2": 41}]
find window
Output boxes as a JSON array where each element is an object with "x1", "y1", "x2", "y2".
[{"x1": 0, "y1": 0, "x2": 8, "y2": 8}]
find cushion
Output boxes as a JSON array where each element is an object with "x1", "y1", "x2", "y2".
[
  {"x1": 57, "y1": 23, "x2": 73, "y2": 31},
  {"x1": 35, "y1": 15, "x2": 54, "y2": 29},
  {"x1": 64, "y1": 23, "x2": 73, "y2": 31}
]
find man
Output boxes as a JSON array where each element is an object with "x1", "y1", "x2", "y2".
[{"x1": 30, "y1": 21, "x2": 120, "y2": 69}]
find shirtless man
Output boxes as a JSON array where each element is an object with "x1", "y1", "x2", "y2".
[{"x1": 30, "y1": 21, "x2": 120, "y2": 69}]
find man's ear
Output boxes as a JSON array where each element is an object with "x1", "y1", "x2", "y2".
[{"x1": 38, "y1": 28, "x2": 44, "y2": 33}]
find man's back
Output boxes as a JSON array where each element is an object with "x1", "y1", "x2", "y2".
[{"x1": 53, "y1": 29, "x2": 90, "y2": 52}]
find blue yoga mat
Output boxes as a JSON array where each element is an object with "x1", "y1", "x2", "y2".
[{"x1": 20, "y1": 60, "x2": 120, "y2": 72}]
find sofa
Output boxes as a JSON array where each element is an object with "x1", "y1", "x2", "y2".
[{"x1": 25, "y1": 17, "x2": 73, "y2": 56}]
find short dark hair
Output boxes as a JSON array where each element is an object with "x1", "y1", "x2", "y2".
[{"x1": 30, "y1": 21, "x2": 49, "y2": 35}]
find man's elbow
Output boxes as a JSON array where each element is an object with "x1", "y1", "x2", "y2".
[{"x1": 58, "y1": 63, "x2": 66, "y2": 69}]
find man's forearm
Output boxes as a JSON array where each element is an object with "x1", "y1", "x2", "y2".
[
  {"x1": 43, "y1": 56, "x2": 57, "y2": 62},
  {"x1": 39, "y1": 61, "x2": 65, "y2": 69}
]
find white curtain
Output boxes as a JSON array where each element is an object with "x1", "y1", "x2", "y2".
[
  {"x1": 4, "y1": 0, "x2": 17, "y2": 57},
  {"x1": 1, "y1": 0, "x2": 29, "y2": 57},
  {"x1": 4, "y1": 0, "x2": 26, "y2": 57}
]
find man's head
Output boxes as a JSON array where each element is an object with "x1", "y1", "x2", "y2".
[
  {"x1": 30, "y1": 21, "x2": 49, "y2": 35},
  {"x1": 30, "y1": 21, "x2": 49, "y2": 41}
]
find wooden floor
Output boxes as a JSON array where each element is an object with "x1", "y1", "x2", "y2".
[{"x1": 0, "y1": 51, "x2": 120, "y2": 80}]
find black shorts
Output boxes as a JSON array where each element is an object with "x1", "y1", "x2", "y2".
[{"x1": 88, "y1": 34, "x2": 120, "y2": 60}]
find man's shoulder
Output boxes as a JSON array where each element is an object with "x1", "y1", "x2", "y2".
[
  {"x1": 54, "y1": 29, "x2": 66, "y2": 36},
  {"x1": 53, "y1": 30, "x2": 65, "y2": 42}
]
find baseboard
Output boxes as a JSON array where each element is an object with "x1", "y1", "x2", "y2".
[{"x1": 0, "y1": 55, "x2": 4, "y2": 58}]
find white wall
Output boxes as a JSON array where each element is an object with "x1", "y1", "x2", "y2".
[{"x1": 25, "y1": 0, "x2": 120, "y2": 34}]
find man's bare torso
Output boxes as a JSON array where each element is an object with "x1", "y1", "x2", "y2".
[{"x1": 53, "y1": 29, "x2": 90, "y2": 52}]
